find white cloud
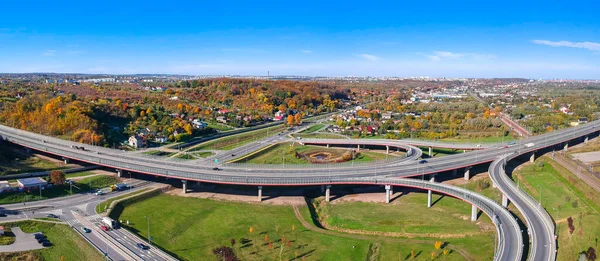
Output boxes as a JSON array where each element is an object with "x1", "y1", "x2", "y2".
[
  {"x1": 42, "y1": 50, "x2": 56, "y2": 56},
  {"x1": 301, "y1": 50, "x2": 312, "y2": 54},
  {"x1": 359, "y1": 53, "x2": 380, "y2": 61},
  {"x1": 532, "y1": 40, "x2": 600, "y2": 52},
  {"x1": 433, "y1": 51, "x2": 465, "y2": 59},
  {"x1": 422, "y1": 51, "x2": 495, "y2": 61}
]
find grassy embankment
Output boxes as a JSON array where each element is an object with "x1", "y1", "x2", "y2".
[{"x1": 190, "y1": 125, "x2": 286, "y2": 151}]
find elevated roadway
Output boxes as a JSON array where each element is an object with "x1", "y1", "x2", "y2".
[{"x1": 2, "y1": 121, "x2": 599, "y2": 261}]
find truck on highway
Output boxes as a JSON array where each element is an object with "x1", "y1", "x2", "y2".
[
  {"x1": 102, "y1": 217, "x2": 119, "y2": 229},
  {"x1": 110, "y1": 183, "x2": 130, "y2": 191},
  {"x1": 524, "y1": 143, "x2": 534, "y2": 148}
]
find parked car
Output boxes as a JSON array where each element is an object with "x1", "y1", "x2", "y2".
[
  {"x1": 136, "y1": 243, "x2": 150, "y2": 250},
  {"x1": 41, "y1": 241, "x2": 52, "y2": 247},
  {"x1": 37, "y1": 237, "x2": 48, "y2": 243},
  {"x1": 46, "y1": 214, "x2": 59, "y2": 219},
  {"x1": 34, "y1": 233, "x2": 45, "y2": 239},
  {"x1": 81, "y1": 226, "x2": 91, "y2": 233}
]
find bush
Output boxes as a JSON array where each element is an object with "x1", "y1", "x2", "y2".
[
  {"x1": 212, "y1": 246, "x2": 239, "y2": 261},
  {"x1": 571, "y1": 200, "x2": 579, "y2": 208},
  {"x1": 476, "y1": 180, "x2": 491, "y2": 191}
]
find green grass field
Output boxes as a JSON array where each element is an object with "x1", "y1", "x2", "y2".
[
  {"x1": 65, "y1": 171, "x2": 97, "y2": 178},
  {"x1": 439, "y1": 135, "x2": 516, "y2": 144},
  {"x1": 193, "y1": 151, "x2": 215, "y2": 158},
  {"x1": 207, "y1": 122, "x2": 234, "y2": 132},
  {"x1": 142, "y1": 150, "x2": 176, "y2": 157},
  {"x1": 191, "y1": 125, "x2": 286, "y2": 151},
  {"x1": 0, "y1": 227, "x2": 15, "y2": 245},
  {"x1": 115, "y1": 194, "x2": 471, "y2": 261},
  {"x1": 96, "y1": 188, "x2": 152, "y2": 213},
  {"x1": 0, "y1": 175, "x2": 119, "y2": 204},
  {"x1": 300, "y1": 124, "x2": 325, "y2": 133},
  {"x1": 514, "y1": 157, "x2": 600, "y2": 261},
  {"x1": 421, "y1": 147, "x2": 464, "y2": 157},
  {"x1": 232, "y1": 143, "x2": 394, "y2": 164},
  {"x1": 0, "y1": 145, "x2": 66, "y2": 176},
  {"x1": 319, "y1": 195, "x2": 494, "y2": 236},
  {"x1": 293, "y1": 133, "x2": 347, "y2": 139},
  {"x1": 1, "y1": 221, "x2": 104, "y2": 261}
]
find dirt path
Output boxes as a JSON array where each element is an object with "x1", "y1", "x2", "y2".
[{"x1": 291, "y1": 204, "x2": 475, "y2": 261}]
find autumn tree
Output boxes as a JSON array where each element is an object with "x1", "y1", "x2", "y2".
[
  {"x1": 434, "y1": 241, "x2": 442, "y2": 250},
  {"x1": 49, "y1": 170, "x2": 66, "y2": 185},
  {"x1": 294, "y1": 113, "x2": 302, "y2": 125},
  {"x1": 287, "y1": 115, "x2": 294, "y2": 125}
]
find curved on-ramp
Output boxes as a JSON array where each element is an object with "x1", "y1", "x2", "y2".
[{"x1": 490, "y1": 154, "x2": 556, "y2": 261}]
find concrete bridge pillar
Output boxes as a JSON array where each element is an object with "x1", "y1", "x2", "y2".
[
  {"x1": 357, "y1": 144, "x2": 360, "y2": 152},
  {"x1": 585, "y1": 136, "x2": 589, "y2": 143},
  {"x1": 564, "y1": 143, "x2": 569, "y2": 152},
  {"x1": 325, "y1": 185, "x2": 331, "y2": 202},
  {"x1": 530, "y1": 152, "x2": 535, "y2": 163},
  {"x1": 385, "y1": 185, "x2": 391, "y2": 204},
  {"x1": 326, "y1": 144, "x2": 329, "y2": 148},
  {"x1": 464, "y1": 167, "x2": 471, "y2": 181},
  {"x1": 63, "y1": 158, "x2": 70, "y2": 165},
  {"x1": 428, "y1": 147, "x2": 433, "y2": 157},
  {"x1": 502, "y1": 194, "x2": 509, "y2": 208},
  {"x1": 427, "y1": 175, "x2": 435, "y2": 208},
  {"x1": 386, "y1": 146, "x2": 389, "y2": 155},
  {"x1": 258, "y1": 186, "x2": 263, "y2": 202},
  {"x1": 471, "y1": 205, "x2": 478, "y2": 222},
  {"x1": 463, "y1": 150, "x2": 466, "y2": 153},
  {"x1": 116, "y1": 169, "x2": 122, "y2": 178},
  {"x1": 182, "y1": 180, "x2": 188, "y2": 194}
]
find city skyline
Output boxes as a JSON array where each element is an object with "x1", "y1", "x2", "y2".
[{"x1": 1, "y1": 0, "x2": 599, "y2": 78}]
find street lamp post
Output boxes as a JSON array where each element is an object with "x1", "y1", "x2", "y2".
[{"x1": 144, "y1": 216, "x2": 151, "y2": 244}]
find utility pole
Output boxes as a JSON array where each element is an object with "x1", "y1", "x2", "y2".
[{"x1": 144, "y1": 216, "x2": 151, "y2": 244}]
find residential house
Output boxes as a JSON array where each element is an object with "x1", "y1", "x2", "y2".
[
  {"x1": 128, "y1": 135, "x2": 146, "y2": 148},
  {"x1": 381, "y1": 112, "x2": 392, "y2": 120},
  {"x1": 216, "y1": 116, "x2": 228, "y2": 124},
  {"x1": 192, "y1": 119, "x2": 207, "y2": 129}
]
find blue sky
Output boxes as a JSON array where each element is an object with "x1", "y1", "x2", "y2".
[{"x1": 1, "y1": 0, "x2": 599, "y2": 78}]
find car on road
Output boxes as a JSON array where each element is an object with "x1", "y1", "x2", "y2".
[
  {"x1": 100, "y1": 225, "x2": 110, "y2": 231},
  {"x1": 508, "y1": 141, "x2": 516, "y2": 145},
  {"x1": 0, "y1": 211, "x2": 6, "y2": 217},
  {"x1": 231, "y1": 154, "x2": 235, "y2": 157},
  {"x1": 96, "y1": 190, "x2": 105, "y2": 196},
  {"x1": 136, "y1": 243, "x2": 150, "y2": 250},
  {"x1": 212, "y1": 167, "x2": 220, "y2": 171},
  {"x1": 81, "y1": 226, "x2": 91, "y2": 233},
  {"x1": 419, "y1": 159, "x2": 428, "y2": 164},
  {"x1": 46, "y1": 214, "x2": 59, "y2": 219}
]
